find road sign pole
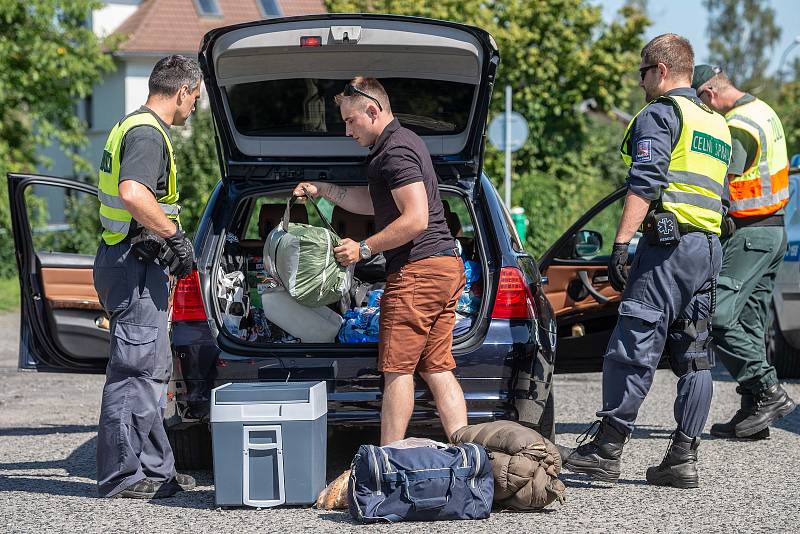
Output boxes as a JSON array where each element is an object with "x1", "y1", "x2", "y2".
[{"x1": 504, "y1": 85, "x2": 512, "y2": 209}]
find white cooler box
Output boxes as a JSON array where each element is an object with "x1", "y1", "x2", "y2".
[{"x1": 210, "y1": 381, "x2": 327, "y2": 507}]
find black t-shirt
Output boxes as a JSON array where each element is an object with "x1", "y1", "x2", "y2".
[
  {"x1": 366, "y1": 119, "x2": 455, "y2": 273},
  {"x1": 118, "y1": 106, "x2": 172, "y2": 198}
]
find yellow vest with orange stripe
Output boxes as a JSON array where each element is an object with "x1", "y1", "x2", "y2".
[{"x1": 724, "y1": 98, "x2": 789, "y2": 217}]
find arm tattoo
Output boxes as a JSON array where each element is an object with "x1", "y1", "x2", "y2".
[{"x1": 329, "y1": 185, "x2": 348, "y2": 204}]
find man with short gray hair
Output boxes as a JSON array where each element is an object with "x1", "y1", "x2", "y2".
[
  {"x1": 94, "y1": 54, "x2": 201, "y2": 499},
  {"x1": 559, "y1": 34, "x2": 731, "y2": 488}
]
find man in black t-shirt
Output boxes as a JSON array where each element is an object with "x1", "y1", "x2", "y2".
[{"x1": 293, "y1": 77, "x2": 468, "y2": 445}]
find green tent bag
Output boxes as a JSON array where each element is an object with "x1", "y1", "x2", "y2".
[{"x1": 264, "y1": 194, "x2": 353, "y2": 308}]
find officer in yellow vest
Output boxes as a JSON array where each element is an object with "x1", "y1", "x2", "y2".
[
  {"x1": 559, "y1": 35, "x2": 731, "y2": 488},
  {"x1": 94, "y1": 55, "x2": 200, "y2": 499},
  {"x1": 692, "y1": 65, "x2": 796, "y2": 440}
]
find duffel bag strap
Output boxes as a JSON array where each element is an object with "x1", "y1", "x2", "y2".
[
  {"x1": 398, "y1": 468, "x2": 457, "y2": 511},
  {"x1": 284, "y1": 187, "x2": 340, "y2": 239}
]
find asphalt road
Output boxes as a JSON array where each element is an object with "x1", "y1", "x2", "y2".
[{"x1": 1, "y1": 310, "x2": 799, "y2": 533}]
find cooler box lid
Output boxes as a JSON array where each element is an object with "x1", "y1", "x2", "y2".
[{"x1": 210, "y1": 381, "x2": 327, "y2": 422}]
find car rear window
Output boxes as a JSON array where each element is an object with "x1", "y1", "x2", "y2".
[{"x1": 225, "y1": 78, "x2": 473, "y2": 137}]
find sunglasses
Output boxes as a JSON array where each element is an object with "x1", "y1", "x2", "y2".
[
  {"x1": 639, "y1": 64, "x2": 658, "y2": 80},
  {"x1": 342, "y1": 83, "x2": 383, "y2": 112}
]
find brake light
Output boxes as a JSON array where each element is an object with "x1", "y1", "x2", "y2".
[
  {"x1": 300, "y1": 36, "x2": 322, "y2": 47},
  {"x1": 172, "y1": 270, "x2": 207, "y2": 322},
  {"x1": 491, "y1": 267, "x2": 535, "y2": 319}
]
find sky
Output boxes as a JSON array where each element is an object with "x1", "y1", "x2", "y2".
[{"x1": 595, "y1": 0, "x2": 800, "y2": 76}]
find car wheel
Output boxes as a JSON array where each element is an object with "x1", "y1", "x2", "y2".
[
  {"x1": 538, "y1": 389, "x2": 556, "y2": 442},
  {"x1": 167, "y1": 424, "x2": 212, "y2": 470},
  {"x1": 767, "y1": 311, "x2": 800, "y2": 379}
]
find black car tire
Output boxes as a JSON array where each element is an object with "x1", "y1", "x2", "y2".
[
  {"x1": 538, "y1": 389, "x2": 556, "y2": 443},
  {"x1": 167, "y1": 424, "x2": 213, "y2": 470},
  {"x1": 767, "y1": 311, "x2": 800, "y2": 379}
]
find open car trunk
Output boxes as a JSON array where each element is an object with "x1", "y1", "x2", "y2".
[{"x1": 211, "y1": 185, "x2": 486, "y2": 346}]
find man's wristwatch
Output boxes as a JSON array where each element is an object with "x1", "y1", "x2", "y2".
[{"x1": 359, "y1": 240, "x2": 372, "y2": 260}]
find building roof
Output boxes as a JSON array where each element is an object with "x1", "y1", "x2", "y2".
[{"x1": 113, "y1": 0, "x2": 327, "y2": 56}]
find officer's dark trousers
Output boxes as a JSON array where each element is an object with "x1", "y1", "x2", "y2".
[
  {"x1": 93, "y1": 242, "x2": 176, "y2": 497},
  {"x1": 711, "y1": 226, "x2": 786, "y2": 394},
  {"x1": 597, "y1": 233, "x2": 722, "y2": 438}
]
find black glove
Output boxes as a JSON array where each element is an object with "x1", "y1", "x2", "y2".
[
  {"x1": 163, "y1": 227, "x2": 194, "y2": 279},
  {"x1": 720, "y1": 216, "x2": 736, "y2": 238},
  {"x1": 608, "y1": 242, "x2": 630, "y2": 293}
]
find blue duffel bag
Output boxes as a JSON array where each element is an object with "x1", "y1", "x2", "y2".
[{"x1": 348, "y1": 441, "x2": 493, "y2": 522}]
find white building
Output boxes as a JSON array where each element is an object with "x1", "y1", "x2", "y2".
[{"x1": 40, "y1": 0, "x2": 325, "y2": 179}]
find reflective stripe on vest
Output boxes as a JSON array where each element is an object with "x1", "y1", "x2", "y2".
[
  {"x1": 97, "y1": 111, "x2": 179, "y2": 246},
  {"x1": 724, "y1": 98, "x2": 789, "y2": 217},
  {"x1": 621, "y1": 95, "x2": 731, "y2": 235}
]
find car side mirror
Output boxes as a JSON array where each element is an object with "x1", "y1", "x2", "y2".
[{"x1": 574, "y1": 229, "x2": 603, "y2": 259}]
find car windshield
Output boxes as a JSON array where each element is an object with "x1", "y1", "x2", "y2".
[{"x1": 225, "y1": 78, "x2": 473, "y2": 137}]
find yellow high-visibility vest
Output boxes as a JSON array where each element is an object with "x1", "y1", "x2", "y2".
[
  {"x1": 98, "y1": 111, "x2": 179, "y2": 245},
  {"x1": 725, "y1": 97, "x2": 789, "y2": 217},
  {"x1": 622, "y1": 95, "x2": 731, "y2": 235}
]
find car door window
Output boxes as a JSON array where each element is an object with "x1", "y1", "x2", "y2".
[
  {"x1": 25, "y1": 184, "x2": 99, "y2": 256},
  {"x1": 554, "y1": 196, "x2": 640, "y2": 261}
]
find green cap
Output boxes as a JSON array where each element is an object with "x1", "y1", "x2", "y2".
[{"x1": 692, "y1": 64, "x2": 722, "y2": 91}]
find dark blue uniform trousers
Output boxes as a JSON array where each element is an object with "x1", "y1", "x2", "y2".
[
  {"x1": 597, "y1": 232, "x2": 722, "y2": 438},
  {"x1": 93, "y1": 242, "x2": 176, "y2": 497}
]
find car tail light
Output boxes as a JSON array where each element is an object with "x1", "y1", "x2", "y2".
[
  {"x1": 491, "y1": 266, "x2": 535, "y2": 320},
  {"x1": 172, "y1": 270, "x2": 207, "y2": 322}
]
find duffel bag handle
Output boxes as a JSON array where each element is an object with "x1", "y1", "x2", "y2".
[
  {"x1": 399, "y1": 468, "x2": 456, "y2": 511},
  {"x1": 284, "y1": 187, "x2": 340, "y2": 238}
]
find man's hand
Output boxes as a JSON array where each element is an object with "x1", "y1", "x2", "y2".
[
  {"x1": 720, "y1": 216, "x2": 736, "y2": 238},
  {"x1": 608, "y1": 242, "x2": 630, "y2": 293},
  {"x1": 334, "y1": 238, "x2": 360, "y2": 267},
  {"x1": 292, "y1": 182, "x2": 323, "y2": 200},
  {"x1": 164, "y1": 227, "x2": 194, "y2": 279}
]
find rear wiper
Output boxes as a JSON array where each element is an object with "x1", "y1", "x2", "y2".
[{"x1": 394, "y1": 113, "x2": 456, "y2": 132}]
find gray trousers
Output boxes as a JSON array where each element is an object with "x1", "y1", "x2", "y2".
[
  {"x1": 93, "y1": 241, "x2": 176, "y2": 497},
  {"x1": 597, "y1": 232, "x2": 722, "y2": 438}
]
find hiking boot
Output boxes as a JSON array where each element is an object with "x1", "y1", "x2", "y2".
[
  {"x1": 710, "y1": 386, "x2": 770, "y2": 440},
  {"x1": 111, "y1": 479, "x2": 159, "y2": 499},
  {"x1": 174, "y1": 473, "x2": 196, "y2": 491},
  {"x1": 560, "y1": 420, "x2": 626, "y2": 482},
  {"x1": 150, "y1": 473, "x2": 196, "y2": 499},
  {"x1": 735, "y1": 383, "x2": 796, "y2": 438},
  {"x1": 646, "y1": 430, "x2": 699, "y2": 489}
]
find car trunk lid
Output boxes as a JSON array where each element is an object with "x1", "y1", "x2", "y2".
[{"x1": 199, "y1": 14, "x2": 499, "y2": 181}]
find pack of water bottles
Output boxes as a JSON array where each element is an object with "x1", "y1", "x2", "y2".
[{"x1": 337, "y1": 289, "x2": 383, "y2": 343}]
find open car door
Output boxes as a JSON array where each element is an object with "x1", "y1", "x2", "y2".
[
  {"x1": 8, "y1": 173, "x2": 109, "y2": 373},
  {"x1": 538, "y1": 187, "x2": 631, "y2": 373}
]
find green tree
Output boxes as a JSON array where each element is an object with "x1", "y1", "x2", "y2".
[
  {"x1": 325, "y1": 0, "x2": 648, "y2": 255},
  {"x1": 172, "y1": 107, "x2": 222, "y2": 236},
  {"x1": 0, "y1": 0, "x2": 116, "y2": 277},
  {"x1": 703, "y1": 0, "x2": 781, "y2": 92}
]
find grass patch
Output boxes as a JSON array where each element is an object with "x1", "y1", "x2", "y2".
[{"x1": 0, "y1": 277, "x2": 20, "y2": 312}]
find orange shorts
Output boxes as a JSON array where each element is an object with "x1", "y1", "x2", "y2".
[{"x1": 378, "y1": 255, "x2": 466, "y2": 374}]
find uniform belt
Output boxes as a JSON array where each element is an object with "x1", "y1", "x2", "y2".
[
  {"x1": 430, "y1": 247, "x2": 459, "y2": 258},
  {"x1": 678, "y1": 223, "x2": 715, "y2": 235},
  {"x1": 733, "y1": 214, "x2": 784, "y2": 229}
]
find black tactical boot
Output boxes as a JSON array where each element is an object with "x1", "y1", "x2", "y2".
[
  {"x1": 735, "y1": 383, "x2": 796, "y2": 438},
  {"x1": 560, "y1": 420, "x2": 626, "y2": 482},
  {"x1": 710, "y1": 386, "x2": 770, "y2": 440},
  {"x1": 646, "y1": 430, "x2": 699, "y2": 489}
]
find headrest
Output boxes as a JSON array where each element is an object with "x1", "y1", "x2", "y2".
[
  {"x1": 331, "y1": 206, "x2": 375, "y2": 242},
  {"x1": 442, "y1": 200, "x2": 462, "y2": 238},
  {"x1": 258, "y1": 201, "x2": 308, "y2": 239}
]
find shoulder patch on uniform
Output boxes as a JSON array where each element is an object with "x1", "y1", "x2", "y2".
[{"x1": 635, "y1": 139, "x2": 652, "y2": 162}]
